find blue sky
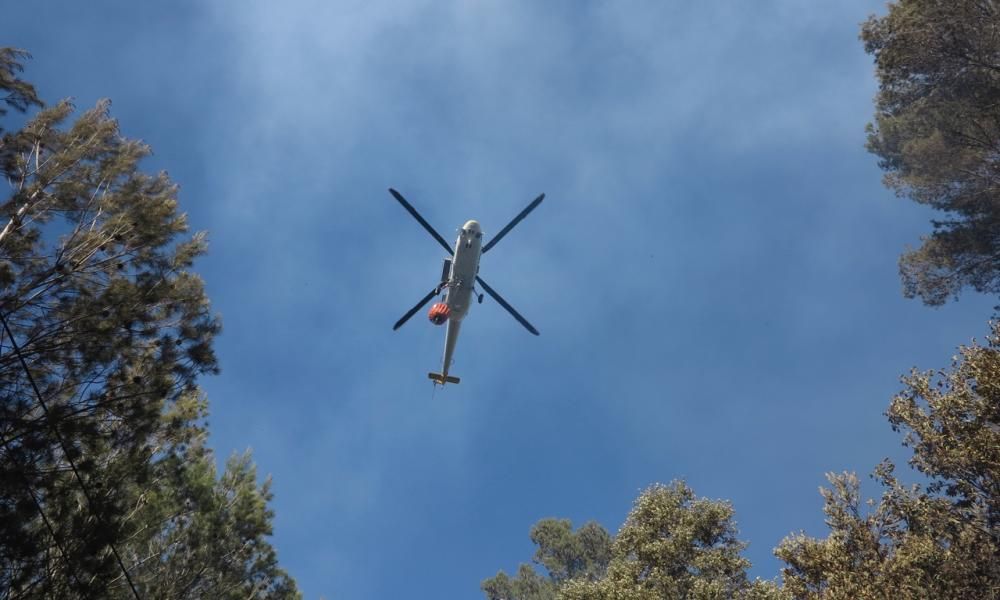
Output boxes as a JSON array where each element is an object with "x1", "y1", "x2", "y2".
[{"x1": 4, "y1": 2, "x2": 996, "y2": 598}]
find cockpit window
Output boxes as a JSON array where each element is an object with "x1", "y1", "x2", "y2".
[{"x1": 475, "y1": 232, "x2": 482, "y2": 239}]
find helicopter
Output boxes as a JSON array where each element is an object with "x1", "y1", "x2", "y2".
[{"x1": 389, "y1": 188, "x2": 542, "y2": 385}]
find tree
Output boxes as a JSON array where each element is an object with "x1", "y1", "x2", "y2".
[
  {"x1": 0, "y1": 49, "x2": 298, "y2": 598},
  {"x1": 481, "y1": 519, "x2": 612, "y2": 600},
  {"x1": 776, "y1": 322, "x2": 1000, "y2": 598},
  {"x1": 0, "y1": 48, "x2": 42, "y2": 174},
  {"x1": 776, "y1": 471, "x2": 934, "y2": 599},
  {"x1": 559, "y1": 482, "x2": 782, "y2": 600},
  {"x1": 861, "y1": 1, "x2": 1000, "y2": 305}
]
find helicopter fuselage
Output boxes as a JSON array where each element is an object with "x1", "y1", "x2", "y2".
[
  {"x1": 436, "y1": 220, "x2": 483, "y2": 382},
  {"x1": 443, "y1": 220, "x2": 482, "y2": 321}
]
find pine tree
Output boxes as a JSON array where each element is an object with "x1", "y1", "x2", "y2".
[
  {"x1": 0, "y1": 48, "x2": 298, "y2": 598},
  {"x1": 861, "y1": 0, "x2": 1000, "y2": 305},
  {"x1": 481, "y1": 519, "x2": 612, "y2": 600}
]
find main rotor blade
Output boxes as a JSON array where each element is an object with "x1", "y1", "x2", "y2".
[
  {"x1": 482, "y1": 193, "x2": 544, "y2": 254},
  {"x1": 389, "y1": 188, "x2": 454, "y2": 256},
  {"x1": 393, "y1": 287, "x2": 440, "y2": 331},
  {"x1": 476, "y1": 276, "x2": 539, "y2": 335}
]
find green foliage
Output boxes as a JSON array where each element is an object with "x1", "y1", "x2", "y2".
[
  {"x1": 531, "y1": 519, "x2": 613, "y2": 585},
  {"x1": 116, "y1": 394, "x2": 299, "y2": 599},
  {"x1": 1, "y1": 48, "x2": 42, "y2": 199},
  {"x1": 776, "y1": 472, "x2": 923, "y2": 599},
  {"x1": 890, "y1": 326, "x2": 1000, "y2": 512},
  {"x1": 482, "y1": 565, "x2": 560, "y2": 600},
  {"x1": 559, "y1": 482, "x2": 765, "y2": 600},
  {"x1": 0, "y1": 49, "x2": 298, "y2": 598},
  {"x1": 482, "y1": 519, "x2": 612, "y2": 600},
  {"x1": 486, "y1": 4, "x2": 1000, "y2": 597},
  {"x1": 483, "y1": 484, "x2": 777, "y2": 600},
  {"x1": 776, "y1": 323, "x2": 1000, "y2": 598},
  {"x1": 0, "y1": 48, "x2": 41, "y2": 121},
  {"x1": 861, "y1": 1, "x2": 1000, "y2": 305}
]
